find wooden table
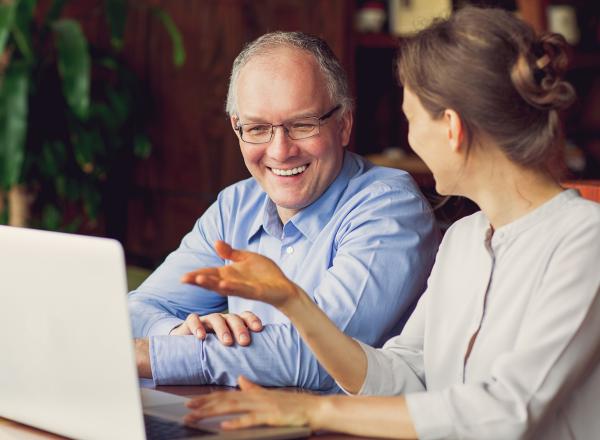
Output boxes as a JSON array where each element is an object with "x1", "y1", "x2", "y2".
[{"x1": 0, "y1": 384, "x2": 372, "y2": 439}]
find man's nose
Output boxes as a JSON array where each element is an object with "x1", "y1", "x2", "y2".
[{"x1": 267, "y1": 125, "x2": 298, "y2": 160}]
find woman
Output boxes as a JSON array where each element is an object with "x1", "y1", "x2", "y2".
[{"x1": 181, "y1": 7, "x2": 600, "y2": 439}]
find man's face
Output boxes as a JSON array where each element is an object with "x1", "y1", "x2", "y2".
[{"x1": 231, "y1": 48, "x2": 352, "y2": 223}]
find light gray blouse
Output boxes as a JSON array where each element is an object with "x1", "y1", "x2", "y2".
[{"x1": 352, "y1": 190, "x2": 600, "y2": 439}]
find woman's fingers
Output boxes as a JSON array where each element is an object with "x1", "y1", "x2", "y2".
[
  {"x1": 185, "y1": 392, "x2": 247, "y2": 417},
  {"x1": 180, "y1": 268, "x2": 219, "y2": 285},
  {"x1": 237, "y1": 375, "x2": 262, "y2": 391},
  {"x1": 215, "y1": 240, "x2": 247, "y2": 262},
  {"x1": 221, "y1": 412, "x2": 264, "y2": 430},
  {"x1": 214, "y1": 240, "x2": 234, "y2": 260}
]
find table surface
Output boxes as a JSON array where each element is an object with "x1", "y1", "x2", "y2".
[{"x1": 0, "y1": 384, "x2": 371, "y2": 439}]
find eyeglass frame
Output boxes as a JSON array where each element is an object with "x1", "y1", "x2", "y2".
[{"x1": 234, "y1": 104, "x2": 342, "y2": 144}]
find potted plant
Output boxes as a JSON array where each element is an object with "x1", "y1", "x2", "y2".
[{"x1": 0, "y1": 0, "x2": 184, "y2": 233}]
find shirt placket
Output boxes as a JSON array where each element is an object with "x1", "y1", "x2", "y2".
[
  {"x1": 462, "y1": 230, "x2": 497, "y2": 383},
  {"x1": 279, "y1": 223, "x2": 302, "y2": 281}
]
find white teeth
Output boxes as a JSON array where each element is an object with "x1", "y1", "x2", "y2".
[{"x1": 272, "y1": 165, "x2": 307, "y2": 176}]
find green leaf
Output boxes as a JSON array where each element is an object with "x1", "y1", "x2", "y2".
[
  {"x1": 0, "y1": 0, "x2": 17, "y2": 56},
  {"x1": 0, "y1": 193, "x2": 8, "y2": 224},
  {"x1": 39, "y1": 140, "x2": 66, "y2": 178},
  {"x1": 81, "y1": 182, "x2": 101, "y2": 219},
  {"x1": 73, "y1": 129, "x2": 105, "y2": 174},
  {"x1": 46, "y1": 0, "x2": 69, "y2": 24},
  {"x1": 134, "y1": 134, "x2": 151, "y2": 158},
  {"x1": 15, "y1": 0, "x2": 36, "y2": 31},
  {"x1": 64, "y1": 177, "x2": 80, "y2": 201},
  {"x1": 104, "y1": 0, "x2": 128, "y2": 50},
  {"x1": 0, "y1": 63, "x2": 29, "y2": 189},
  {"x1": 150, "y1": 7, "x2": 185, "y2": 67},
  {"x1": 12, "y1": 0, "x2": 37, "y2": 62},
  {"x1": 53, "y1": 19, "x2": 90, "y2": 119},
  {"x1": 107, "y1": 87, "x2": 131, "y2": 126},
  {"x1": 41, "y1": 203, "x2": 62, "y2": 230},
  {"x1": 63, "y1": 215, "x2": 82, "y2": 233}
]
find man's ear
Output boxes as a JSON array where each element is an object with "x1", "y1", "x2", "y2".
[
  {"x1": 444, "y1": 109, "x2": 464, "y2": 153},
  {"x1": 230, "y1": 115, "x2": 241, "y2": 139},
  {"x1": 339, "y1": 110, "x2": 353, "y2": 148}
]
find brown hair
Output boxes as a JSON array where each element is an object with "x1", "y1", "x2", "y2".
[{"x1": 397, "y1": 6, "x2": 576, "y2": 170}]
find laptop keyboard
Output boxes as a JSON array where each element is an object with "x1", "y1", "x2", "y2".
[{"x1": 144, "y1": 414, "x2": 212, "y2": 439}]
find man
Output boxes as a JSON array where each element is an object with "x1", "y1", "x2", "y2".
[{"x1": 129, "y1": 31, "x2": 439, "y2": 391}]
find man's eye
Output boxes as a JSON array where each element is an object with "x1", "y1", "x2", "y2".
[
  {"x1": 291, "y1": 122, "x2": 317, "y2": 132},
  {"x1": 246, "y1": 125, "x2": 271, "y2": 134}
]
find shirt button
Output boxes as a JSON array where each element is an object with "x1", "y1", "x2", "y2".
[{"x1": 286, "y1": 246, "x2": 294, "y2": 255}]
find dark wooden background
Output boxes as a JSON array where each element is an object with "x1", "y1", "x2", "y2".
[
  {"x1": 67, "y1": 0, "x2": 354, "y2": 265},
  {"x1": 125, "y1": 1, "x2": 353, "y2": 265},
  {"x1": 59, "y1": 0, "x2": 599, "y2": 267}
]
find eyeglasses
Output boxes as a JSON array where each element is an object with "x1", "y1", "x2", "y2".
[{"x1": 235, "y1": 105, "x2": 341, "y2": 144}]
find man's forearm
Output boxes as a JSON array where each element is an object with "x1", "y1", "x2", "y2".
[{"x1": 149, "y1": 326, "x2": 331, "y2": 389}]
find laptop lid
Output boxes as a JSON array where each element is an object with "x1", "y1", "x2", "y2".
[
  {"x1": 0, "y1": 226, "x2": 310, "y2": 440},
  {"x1": 0, "y1": 226, "x2": 146, "y2": 440}
]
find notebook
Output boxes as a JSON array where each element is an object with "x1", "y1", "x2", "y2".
[{"x1": 0, "y1": 225, "x2": 310, "y2": 440}]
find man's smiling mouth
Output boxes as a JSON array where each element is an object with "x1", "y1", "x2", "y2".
[{"x1": 270, "y1": 164, "x2": 308, "y2": 176}]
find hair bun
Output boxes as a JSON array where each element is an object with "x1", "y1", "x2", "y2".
[{"x1": 511, "y1": 32, "x2": 575, "y2": 111}]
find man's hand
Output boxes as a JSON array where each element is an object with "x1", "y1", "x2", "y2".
[
  {"x1": 169, "y1": 311, "x2": 263, "y2": 346},
  {"x1": 135, "y1": 338, "x2": 152, "y2": 378}
]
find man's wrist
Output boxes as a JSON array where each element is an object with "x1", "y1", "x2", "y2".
[{"x1": 135, "y1": 338, "x2": 153, "y2": 378}]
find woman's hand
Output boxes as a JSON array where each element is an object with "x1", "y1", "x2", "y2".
[
  {"x1": 184, "y1": 376, "x2": 418, "y2": 439},
  {"x1": 184, "y1": 376, "x2": 321, "y2": 430},
  {"x1": 169, "y1": 311, "x2": 263, "y2": 346},
  {"x1": 181, "y1": 241, "x2": 302, "y2": 313}
]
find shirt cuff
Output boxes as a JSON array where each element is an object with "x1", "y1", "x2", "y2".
[
  {"x1": 147, "y1": 317, "x2": 184, "y2": 336},
  {"x1": 335, "y1": 339, "x2": 381, "y2": 396},
  {"x1": 405, "y1": 390, "x2": 454, "y2": 440},
  {"x1": 149, "y1": 335, "x2": 206, "y2": 385}
]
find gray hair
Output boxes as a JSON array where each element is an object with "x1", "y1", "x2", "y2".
[{"x1": 225, "y1": 31, "x2": 353, "y2": 117}]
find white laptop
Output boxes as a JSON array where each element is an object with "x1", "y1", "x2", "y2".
[{"x1": 0, "y1": 226, "x2": 310, "y2": 440}]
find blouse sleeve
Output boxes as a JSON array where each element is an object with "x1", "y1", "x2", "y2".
[{"x1": 337, "y1": 285, "x2": 429, "y2": 396}]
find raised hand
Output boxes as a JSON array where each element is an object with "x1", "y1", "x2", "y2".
[
  {"x1": 170, "y1": 311, "x2": 263, "y2": 346},
  {"x1": 181, "y1": 241, "x2": 302, "y2": 312}
]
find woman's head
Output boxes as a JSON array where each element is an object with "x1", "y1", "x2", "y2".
[{"x1": 398, "y1": 6, "x2": 575, "y2": 171}]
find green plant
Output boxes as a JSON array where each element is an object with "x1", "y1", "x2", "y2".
[{"x1": 0, "y1": 0, "x2": 184, "y2": 231}]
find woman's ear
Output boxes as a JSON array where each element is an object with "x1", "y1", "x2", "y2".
[{"x1": 444, "y1": 109, "x2": 464, "y2": 153}]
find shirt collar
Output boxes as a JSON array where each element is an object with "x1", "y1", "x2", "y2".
[
  {"x1": 246, "y1": 150, "x2": 358, "y2": 243},
  {"x1": 486, "y1": 189, "x2": 579, "y2": 247},
  {"x1": 289, "y1": 151, "x2": 357, "y2": 242},
  {"x1": 247, "y1": 195, "x2": 271, "y2": 243}
]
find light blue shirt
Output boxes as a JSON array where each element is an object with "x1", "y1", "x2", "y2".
[{"x1": 128, "y1": 151, "x2": 440, "y2": 391}]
